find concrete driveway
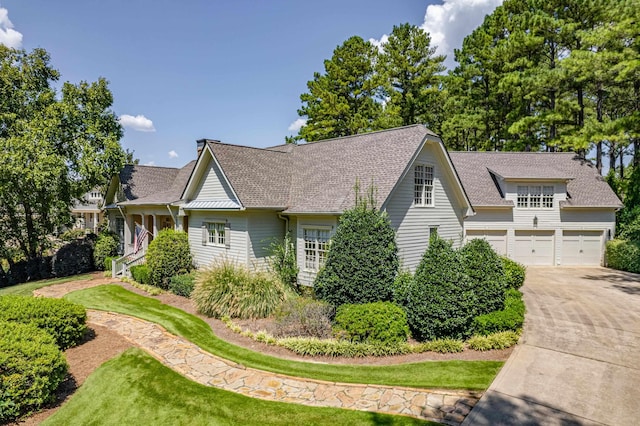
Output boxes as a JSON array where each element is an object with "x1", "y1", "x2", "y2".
[{"x1": 463, "y1": 267, "x2": 640, "y2": 426}]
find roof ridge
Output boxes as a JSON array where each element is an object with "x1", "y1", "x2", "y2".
[
  {"x1": 295, "y1": 124, "x2": 427, "y2": 147},
  {"x1": 129, "y1": 164, "x2": 181, "y2": 170},
  {"x1": 206, "y1": 140, "x2": 289, "y2": 154},
  {"x1": 451, "y1": 151, "x2": 578, "y2": 155}
]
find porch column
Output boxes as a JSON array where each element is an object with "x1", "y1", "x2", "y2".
[
  {"x1": 152, "y1": 214, "x2": 158, "y2": 237},
  {"x1": 93, "y1": 212, "x2": 98, "y2": 233}
]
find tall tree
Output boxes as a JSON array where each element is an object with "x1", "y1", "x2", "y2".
[
  {"x1": 295, "y1": 36, "x2": 383, "y2": 142},
  {"x1": 377, "y1": 23, "x2": 445, "y2": 129},
  {"x1": 0, "y1": 46, "x2": 126, "y2": 261}
]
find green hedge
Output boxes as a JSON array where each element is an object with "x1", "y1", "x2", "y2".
[
  {"x1": 130, "y1": 265, "x2": 151, "y2": 285},
  {"x1": 0, "y1": 321, "x2": 68, "y2": 422},
  {"x1": 146, "y1": 229, "x2": 193, "y2": 288},
  {"x1": 169, "y1": 273, "x2": 196, "y2": 297},
  {"x1": 472, "y1": 289, "x2": 525, "y2": 335},
  {"x1": 51, "y1": 239, "x2": 94, "y2": 277},
  {"x1": 606, "y1": 239, "x2": 640, "y2": 273},
  {"x1": 333, "y1": 302, "x2": 409, "y2": 345},
  {"x1": 501, "y1": 256, "x2": 526, "y2": 289},
  {"x1": 460, "y1": 239, "x2": 507, "y2": 315},
  {"x1": 0, "y1": 296, "x2": 87, "y2": 350}
]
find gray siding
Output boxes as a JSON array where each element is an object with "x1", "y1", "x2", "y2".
[
  {"x1": 385, "y1": 143, "x2": 465, "y2": 272},
  {"x1": 247, "y1": 210, "x2": 286, "y2": 269},
  {"x1": 191, "y1": 155, "x2": 237, "y2": 202},
  {"x1": 188, "y1": 211, "x2": 248, "y2": 268}
]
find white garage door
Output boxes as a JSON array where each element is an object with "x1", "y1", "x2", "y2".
[
  {"x1": 514, "y1": 230, "x2": 555, "y2": 265},
  {"x1": 466, "y1": 230, "x2": 507, "y2": 256},
  {"x1": 561, "y1": 231, "x2": 602, "y2": 266}
]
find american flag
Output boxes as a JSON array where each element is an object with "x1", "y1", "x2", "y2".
[{"x1": 133, "y1": 223, "x2": 148, "y2": 254}]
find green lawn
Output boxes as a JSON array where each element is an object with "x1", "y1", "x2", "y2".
[
  {"x1": 66, "y1": 285, "x2": 503, "y2": 390},
  {"x1": 0, "y1": 274, "x2": 93, "y2": 296},
  {"x1": 43, "y1": 348, "x2": 433, "y2": 426}
]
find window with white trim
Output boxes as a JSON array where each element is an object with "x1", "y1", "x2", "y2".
[
  {"x1": 207, "y1": 222, "x2": 226, "y2": 246},
  {"x1": 303, "y1": 228, "x2": 330, "y2": 272},
  {"x1": 414, "y1": 164, "x2": 434, "y2": 206},
  {"x1": 516, "y1": 185, "x2": 554, "y2": 209}
]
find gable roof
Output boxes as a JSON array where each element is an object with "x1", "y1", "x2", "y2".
[
  {"x1": 181, "y1": 124, "x2": 473, "y2": 215},
  {"x1": 111, "y1": 161, "x2": 196, "y2": 206},
  {"x1": 449, "y1": 152, "x2": 622, "y2": 208}
]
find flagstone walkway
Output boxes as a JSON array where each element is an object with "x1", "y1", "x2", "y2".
[{"x1": 36, "y1": 278, "x2": 480, "y2": 425}]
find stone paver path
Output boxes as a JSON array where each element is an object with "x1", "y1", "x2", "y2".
[{"x1": 36, "y1": 278, "x2": 481, "y2": 425}]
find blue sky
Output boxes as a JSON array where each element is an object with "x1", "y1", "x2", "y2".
[{"x1": 1, "y1": 1, "x2": 502, "y2": 167}]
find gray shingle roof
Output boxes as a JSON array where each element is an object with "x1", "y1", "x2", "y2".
[
  {"x1": 201, "y1": 125, "x2": 438, "y2": 212},
  {"x1": 449, "y1": 152, "x2": 622, "y2": 208},
  {"x1": 118, "y1": 161, "x2": 196, "y2": 205}
]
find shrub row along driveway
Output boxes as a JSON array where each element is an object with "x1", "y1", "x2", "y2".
[{"x1": 464, "y1": 266, "x2": 640, "y2": 426}]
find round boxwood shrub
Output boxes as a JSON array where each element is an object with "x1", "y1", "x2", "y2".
[
  {"x1": 460, "y1": 239, "x2": 507, "y2": 316},
  {"x1": 473, "y1": 289, "x2": 525, "y2": 335},
  {"x1": 169, "y1": 273, "x2": 196, "y2": 297},
  {"x1": 333, "y1": 301, "x2": 409, "y2": 345},
  {"x1": 130, "y1": 264, "x2": 151, "y2": 285},
  {"x1": 501, "y1": 256, "x2": 526, "y2": 289},
  {"x1": 146, "y1": 229, "x2": 193, "y2": 288},
  {"x1": 0, "y1": 321, "x2": 68, "y2": 422},
  {"x1": 192, "y1": 259, "x2": 286, "y2": 319},
  {"x1": 0, "y1": 295, "x2": 87, "y2": 350},
  {"x1": 93, "y1": 231, "x2": 119, "y2": 271},
  {"x1": 398, "y1": 235, "x2": 477, "y2": 341},
  {"x1": 314, "y1": 188, "x2": 399, "y2": 306}
]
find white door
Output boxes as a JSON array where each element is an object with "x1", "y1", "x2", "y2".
[
  {"x1": 466, "y1": 230, "x2": 507, "y2": 256},
  {"x1": 514, "y1": 230, "x2": 555, "y2": 265},
  {"x1": 561, "y1": 231, "x2": 602, "y2": 265}
]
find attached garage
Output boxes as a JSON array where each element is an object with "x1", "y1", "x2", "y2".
[
  {"x1": 561, "y1": 230, "x2": 602, "y2": 266},
  {"x1": 466, "y1": 230, "x2": 507, "y2": 256},
  {"x1": 514, "y1": 230, "x2": 555, "y2": 265}
]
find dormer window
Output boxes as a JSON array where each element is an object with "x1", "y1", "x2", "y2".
[{"x1": 517, "y1": 185, "x2": 554, "y2": 209}]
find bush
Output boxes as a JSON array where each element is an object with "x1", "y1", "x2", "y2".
[
  {"x1": 6, "y1": 257, "x2": 52, "y2": 285},
  {"x1": 333, "y1": 302, "x2": 409, "y2": 345},
  {"x1": 460, "y1": 239, "x2": 507, "y2": 315},
  {"x1": 130, "y1": 264, "x2": 151, "y2": 285},
  {"x1": 467, "y1": 331, "x2": 520, "y2": 351},
  {"x1": 413, "y1": 338, "x2": 465, "y2": 354},
  {"x1": 104, "y1": 256, "x2": 114, "y2": 272},
  {"x1": 314, "y1": 184, "x2": 399, "y2": 306},
  {"x1": 397, "y1": 235, "x2": 476, "y2": 341},
  {"x1": 192, "y1": 260, "x2": 286, "y2": 319},
  {"x1": 277, "y1": 337, "x2": 412, "y2": 357},
  {"x1": 265, "y1": 232, "x2": 299, "y2": 292},
  {"x1": 275, "y1": 297, "x2": 334, "y2": 338},
  {"x1": 0, "y1": 321, "x2": 68, "y2": 422},
  {"x1": 146, "y1": 229, "x2": 193, "y2": 288},
  {"x1": 502, "y1": 256, "x2": 526, "y2": 289},
  {"x1": 169, "y1": 273, "x2": 196, "y2": 297},
  {"x1": 391, "y1": 270, "x2": 412, "y2": 304},
  {"x1": 606, "y1": 239, "x2": 640, "y2": 273},
  {"x1": 93, "y1": 232, "x2": 119, "y2": 271},
  {"x1": 51, "y1": 239, "x2": 94, "y2": 277},
  {"x1": 59, "y1": 228, "x2": 86, "y2": 242},
  {"x1": 473, "y1": 289, "x2": 525, "y2": 335},
  {"x1": 0, "y1": 295, "x2": 87, "y2": 350}
]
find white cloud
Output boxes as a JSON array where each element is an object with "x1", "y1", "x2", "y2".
[
  {"x1": 421, "y1": 0, "x2": 503, "y2": 69},
  {"x1": 369, "y1": 0, "x2": 503, "y2": 70},
  {"x1": 168, "y1": 150, "x2": 178, "y2": 159},
  {"x1": 288, "y1": 118, "x2": 307, "y2": 132},
  {"x1": 119, "y1": 114, "x2": 156, "y2": 132},
  {"x1": 0, "y1": 7, "x2": 23, "y2": 48}
]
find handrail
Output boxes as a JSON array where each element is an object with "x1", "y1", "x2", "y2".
[{"x1": 112, "y1": 251, "x2": 147, "y2": 278}]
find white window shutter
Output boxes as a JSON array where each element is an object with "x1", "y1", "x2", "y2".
[
  {"x1": 201, "y1": 223, "x2": 207, "y2": 246},
  {"x1": 225, "y1": 221, "x2": 231, "y2": 249}
]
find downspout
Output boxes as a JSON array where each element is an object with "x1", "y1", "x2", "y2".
[{"x1": 277, "y1": 214, "x2": 289, "y2": 234}]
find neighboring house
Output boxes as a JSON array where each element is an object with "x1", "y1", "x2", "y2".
[
  {"x1": 450, "y1": 152, "x2": 622, "y2": 266},
  {"x1": 104, "y1": 124, "x2": 622, "y2": 281},
  {"x1": 71, "y1": 190, "x2": 104, "y2": 233}
]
